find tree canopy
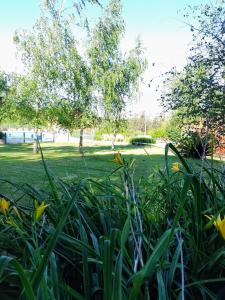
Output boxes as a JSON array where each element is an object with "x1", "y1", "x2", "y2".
[
  {"x1": 1, "y1": 0, "x2": 147, "y2": 151},
  {"x1": 8, "y1": 1, "x2": 98, "y2": 151},
  {"x1": 88, "y1": 0, "x2": 147, "y2": 147},
  {"x1": 161, "y1": 2, "x2": 225, "y2": 137}
]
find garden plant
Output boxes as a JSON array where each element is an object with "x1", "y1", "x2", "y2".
[{"x1": 0, "y1": 144, "x2": 224, "y2": 299}]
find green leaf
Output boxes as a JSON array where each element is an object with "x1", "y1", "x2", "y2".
[
  {"x1": 60, "y1": 283, "x2": 85, "y2": 300},
  {"x1": 11, "y1": 259, "x2": 36, "y2": 300},
  {"x1": 31, "y1": 179, "x2": 86, "y2": 292},
  {"x1": 168, "y1": 244, "x2": 180, "y2": 288},
  {"x1": 112, "y1": 252, "x2": 123, "y2": 300},
  {"x1": 157, "y1": 270, "x2": 168, "y2": 300},
  {"x1": 128, "y1": 229, "x2": 172, "y2": 300},
  {"x1": 121, "y1": 216, "x2": 130, "y2": 255}
]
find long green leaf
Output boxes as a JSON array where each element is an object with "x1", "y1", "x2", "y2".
[
  {"x1": 31, "y1": 179, "x2": 86, "y2": 291},
  {"x1": 121, "y1": 216, "x2": 130, "y2": 255},
  {"x1": 128, "y1": 228, "x2": 172, "y2": 300},
  {"x1": 112, "y1": 252, "x2": 123, "y2": 300},
  {"x1": 11, "y1": 259, "x2": 36, "y2": 300},
  {"x1": 39, "y1": 143, "x2": 60, "y2": 204},
  {"x1": 60, "y1": 283, "x2": 85, "y2": 300},
  {"x1": 79, "y1": 223, "x2": 91, "y2": 300},
  {"x1": 157, "y1": 270, "x2": 168, "y2": 300},
  {"x1": 50, "y1": 253, "x2": 60, "y2": 300}
]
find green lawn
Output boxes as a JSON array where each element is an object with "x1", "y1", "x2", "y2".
[{"x1": 0, "y1": 142, "x2": 222, "y2": 197}]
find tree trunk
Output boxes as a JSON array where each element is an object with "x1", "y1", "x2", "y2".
[
  {"x1": 33, "y1": 98, "x2": 40, "y2": 154},
  {"x1": 111, "y1": 132, "x2": 117, "y2": 150},
  {"x1": 33, "y1": 127, "x2": 39, "y2": 154},
  {"x1": 79, "y1": 128, "x2": 84, "y2": 153}
]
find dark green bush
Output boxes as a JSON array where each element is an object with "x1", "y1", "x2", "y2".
[
  {"x1": 130, "y1": 136, "x2": 156, "y2": 145},
  {"x1": 0, "y1": 131, "x2": 5, "y2": 140},
  {"x1": 177, "y1": 131, "x2": 213, "y2": 158}
]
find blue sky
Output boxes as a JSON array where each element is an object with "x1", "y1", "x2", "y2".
[
  {"x1": 0, "y1": 0, "x2": 205, "y2": 29},
  {"x1": 0, "y1": 0, "x2": 209, "y2": 116}
]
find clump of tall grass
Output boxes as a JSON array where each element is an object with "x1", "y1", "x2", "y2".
[{"x1": 0, "y1": 143, "x2": 224, "y2": 299}]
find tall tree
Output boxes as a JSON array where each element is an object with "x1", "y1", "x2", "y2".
[
  {"x1": 89, "y1": 0, "x2": 147, "y2": 149},
  {"x1": 161, "y1": 2, "x2": 225, "y2": 139},
  {"x1": 13, "y1": 1, "x2": 99, "y2": 153},
  {"x1": 43, "y1": 2, "x2": 98, "y2": 151},
  {"x1": 13, "y1": 17, "x2": 59, "y2": 153}
]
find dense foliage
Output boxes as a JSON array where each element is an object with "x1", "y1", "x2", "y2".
[
  {"x1": 1, "y1": 0, "x2": 146, "y2": 152},
  {"x1": 88, "y1": 0, "x2": 147, "y2": 148},
  {"x1": 0, "y1": 145, "x2": 224, "y2": 299},
  {"x1": 0, "y1": 71, "x2": 8, "y2": 96},
  {"x1": 0, "y1": 71, "x2": 10, "y2": 122},
  {"x1": 177, "y1": 130, "x2": 213, "y2": 158},
  {"x1": 130, "y1": 136, "x2": 156, "y2": 145},
  {"x1": 12, "y1": 4, "x2": 97, "y2": 152},
  {"x1": 161, "y1": 2, "x2": 225, "y2": 156},
  {"x1": 148, "y1": 114, "x2": 182, "y2": 142}
]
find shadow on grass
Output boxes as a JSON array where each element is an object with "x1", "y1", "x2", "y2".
[{"x1": 0, "y1": 142, "x2": 221, "y2": 198}]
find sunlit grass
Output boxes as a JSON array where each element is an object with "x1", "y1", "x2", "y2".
[
  {"x1": 0, "y1": 142, "x2": 223, "y2": 198},
  {"x1": 0, "y1": 143, "x2": 224, "y2": 299}
]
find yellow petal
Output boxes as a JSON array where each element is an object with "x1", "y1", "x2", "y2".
[
  {"x1": 208, "y1": 213, "x2": 225, "y2": 241},
  {"x1": 34, "y1": 201, "x2": 49, "y2": 221},
  {"x1": 220, "y1": 221, "x2": 225, "y2": 240},
  {"x1": 0, "y1": 198, "x2": 10, "y2": 216},
  {"x1": 171, "y1": 162, "x2": 180, "y2": 173},
  {"x1": 216, "y1": 216, "x2": 225, "y2": 240},
  {"x1": 112, "y1": 152, "x2": 123, "y2": 165}
]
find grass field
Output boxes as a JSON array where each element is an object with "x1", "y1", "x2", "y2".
[
  {"x1": 0, "y1": 142, "x2": 222, "y2": 197},
  {"x1": 0, "y1": 142, "x2": 225, "y2": 298}
]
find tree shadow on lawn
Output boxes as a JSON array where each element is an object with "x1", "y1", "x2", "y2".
[
  {"x1": 0, "y1": 143, "x2": 222, "y2": 199},
  {"x1": 35, "y1": 143, "x2": 137, "y2": 154}
]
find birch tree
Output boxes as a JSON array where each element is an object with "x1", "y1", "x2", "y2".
[{"x1": 89, "y1": 0, "x2": 147, "y2": 149}]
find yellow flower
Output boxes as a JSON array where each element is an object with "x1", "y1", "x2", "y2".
[
  {"x1": 34, "y1": 200, "x2": 49, "y2": 221},
  {"x1": 171, "y1": 162, "x2": 180, "y2": 173},
  {"x1": 205, "y1": 214, "x2": 225, "y2": 240},
  {"x1": 112, "y1": 152, "x2": 124, "y2": 165},
  {"x1": 0, "y1": 198, "x2": 10, "y2": 216}
]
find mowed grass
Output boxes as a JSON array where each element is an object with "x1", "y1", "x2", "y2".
[{"x1": 0, "y1": 142, "x2": 222, "y2": 197}]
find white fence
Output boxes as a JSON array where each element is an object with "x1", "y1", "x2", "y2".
[{"x1": 2, "y1": 131, "x2": 94, "y2": 144}]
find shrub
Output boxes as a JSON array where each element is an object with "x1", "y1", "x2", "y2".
[
  {"x1": 130, "y1": 136, "x2": 156, "y2": 145},
  {"x1": 149, "y1": 127, "x2": 167, "y2": 139},
  {"x1": 0, "y1": 131, "x2": 5, "y2": 140},
  {"x1": 177, "y1": 130, "x2": 213, "y2": 158},
  {"x1": 148, "y1": 117, "x2": 182, "y2": 142},
  {"x1": 93, "y1": 130, "x2": 102, "y2": 140}
]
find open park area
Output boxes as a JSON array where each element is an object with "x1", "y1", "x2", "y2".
[
  {"x1": 0, "y1": 140, "x2": 224, "y2": 299},
  {"x1": 1, "y1": 142, "x2": 222, "y2": 191},
  {"x1": 0, "y1": 142, "x2": 177, "y2": 193},
  {"x1": 0, "y1": 0, "x2": 225, "y2": 299}
]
